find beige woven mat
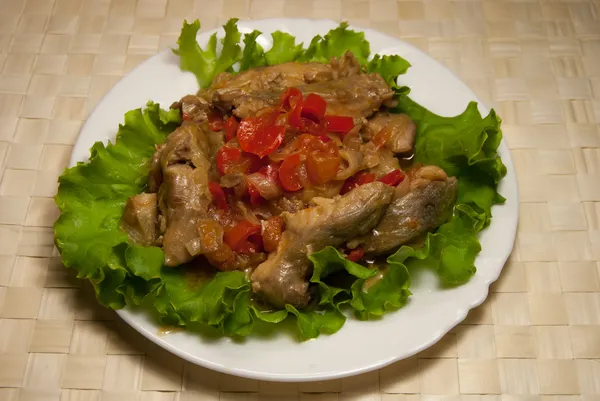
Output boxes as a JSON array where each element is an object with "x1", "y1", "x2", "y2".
[{"x1": 1, "y1": 0, "x2": 600, "y2": 399}]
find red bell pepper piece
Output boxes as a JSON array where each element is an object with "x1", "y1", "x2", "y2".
[
  {"x1": 278, "y1": 153, "x2": 304, "y2": 192},
  {"x1": 378, "y1": 169, "x2": 405, "y2": 187},
  {"x1": 224, "y1": 220, "x2": 262, "y2": 254},
  {"x1": 340, "y1": 172, "x2": 376, "y2": 194},
  {"x1": 224, "y1": 116, "x2": 239, "y2": 141},
  {"x1": 279, "y1": 87, "x2": 304, "y2": 129},
  {"x1": 208, "y1": 182, "x2": 229, "y2": 211},
  {"x1": 301, "y1": 93, "x2": 327, "y2": 121},
  {"x1": 325, "y1": 115, "x2": 354, "y2": 134},
  {"x1": 237, "y1": 113, "x2": 285, "y2": 158},
  {"x1": 346, "y1": 247, "x2": 365, "y2": 262}
]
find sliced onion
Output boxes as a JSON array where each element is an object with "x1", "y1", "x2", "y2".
[
  {"x1": 371, "y1": 148, "x2": 400, "y2": 176},
  {"x1": 300, "y1": 182, "x2": 343, "y2": 203},
  {"x1": 342, "y1": 128, "x2": 363, "y2": 151},
  {"x1": 233, "y1": 201, "x2": 261, "y2": 226},
  {"x1": 220, "y1": 172, "x2": 245, "y2": 188},
  {"x1": 393, "y1": 175, "x2": 411, "y2": 200},
  {"x1": 326, "y1": 133, "x2": 343, "y2": 146},
  {"x1": 267, "y1": 136, "x2": 299, "y2": 162},
  {"x1": 336, "y1": 149, "x2": 362, "y2": 180},
  {"x1": 246, "y1": 173, "x2": 283, "y2": 200},
  {"x1": 360, "y1": 142, "x2": 380, "y2": 169}
]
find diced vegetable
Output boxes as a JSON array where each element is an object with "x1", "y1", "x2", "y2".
[
  {"x1": 302, "y1": 93, "x2": 327, "y2": 121},
  {"x1": 224, "y1": 220, "x2": 262, "y2": 253},
  {"x1": 224, "y1": 116, "x2": 239, "y2": 141},
  {"x1": 340, "y1": 171, "x2": 376, "y2": 194},
  {"x1": 346, "y1": 247, "x2": 365, "y2": 262},
  {"x1": 208, "y1": 181, "x2": 229, "y2": 211},
  {"x1": 197, "y1": 220, "x2": 224, "y2": 253},
  {"x1": 208, "y1": 114, "x2": 225, "y2": 131},
  {"x1": 262, "y1": 216, "x2": 285, "y2": 253},
  {"x1": 237, "y1": 113, "x2": 285, "y2": 158},
  {"x1": 378, "y1": 169, "x2": 405, "y2": 187},
  {"x1": 216, "y1": 143, "x2": 261, "y2": 175},
  {"x1": 325, "y1": 115, "x2": 354, "y2": 134},
  {"x1": 247, "y1": 183, "x2": 264, "y2": 207},
  {"x1": 279, "y1": 153, "x2": 304, "y2": 192},
  {"x1": 279, "y1": 87, "x2": 303, "y2": 128}
]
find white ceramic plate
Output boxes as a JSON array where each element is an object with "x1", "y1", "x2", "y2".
[{"x1": 70, "y1": 18, "x2": 519, "y2": 382}]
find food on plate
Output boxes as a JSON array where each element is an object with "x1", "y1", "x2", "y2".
[{"x1": 54, "y1": 19, "x2": 507, "y2": 340}]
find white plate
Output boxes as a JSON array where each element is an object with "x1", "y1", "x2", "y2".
[{"x1": 70, "y1": 18, "x2": 519, "y2": 382}]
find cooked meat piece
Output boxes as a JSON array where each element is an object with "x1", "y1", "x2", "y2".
[
  {"x1": 210, "y1": 52, "x2": 371, "y2": 118},
  {"x1": 160, "y1": 124, "x2": 212, "y2": 174},
  {"x1": 147, "y1": 143, "x2": 165, "y2": 193},
  {"x1": 230, "y1": 95, "x2": 274, "y2": 119},
  {"x1": 349, "y1": 169, "x2": 458, "y2": 255},
  {"x1": 121, "y1": 193, "x2": 160, "y2": 246},
  {"x1": 154, "y1": 124, "x2": 214, "y2": 267},
  {"x1": 179, "y1": 94, "x2": 213, "y2": 122},
  {"x1": 208, "y1": 62, "x2": 335, "y2": 114},
  {"x1": 159, "y1": 164, "x2": 212, "y2": 267},
  {"x1": 329, "y1": 51, "x2": 362, "y2": 77},
  {"x1": 362, "y1": 112, "x2": 416, "y2": 154},
  {"x1": 251, "y1": 181, "x2": 394, "y2": 308},
  {"x1": 217, "y1": 73, "x2": 395, "y2": 120},
  {"x1": 297, "y1": 74, "x2": 395, "y2": 119},
  {"x1": 210, "y1": 52, "x2": 360, "y2": 95}
]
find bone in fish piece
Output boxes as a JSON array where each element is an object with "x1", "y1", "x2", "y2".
[{"x1": 250, "y1": 181, "x2": 394, "y2": 308}]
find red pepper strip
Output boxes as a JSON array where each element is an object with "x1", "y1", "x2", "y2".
[
  {"x1": 302, "y1": 117, "x2": 328, "y2": 136},
  {"x1": 208, "y1": 181, "x2": 229, "y2": 211},
  {"x1": 378, "y1": 169, "x2": 405, "y2": 187},
  {"x1": 208, "y1": 114, "x2": 225, "y2": 132},
  {"x1": 301, "y1": 93, "x2": 327, "y2": 121},
  {"x1": 325, "y1": 115, "x2": 354, "y2": 134},
  {"x1": 215, "y1": 144, "x2": 262, "y2": 176},
  {"x1": 340, "y1": 172, "x2": 376, "y2": 195},
  {"x1": 259, "y1": 163, "x2": 281, "y2": 183},
  {"x1": 247, "y1": 183, "x2": 265, "y2": 207},
  {"x1": 224, "y1": 116, "x2": 239, "y2": 142},
  {"x1": 182, "y1": 112, "x2": 192, "y2": 121},
  {"x1": 279, "y1": 88, "x2": 303, "y2": 129},
  {"x1": 237, "y1": 113, "x2": 286, "y2": 158},
  {"x1": 346, "y1": 247, "x2": 365, "y2": 262},
  {"x1": 318, "y1": 135, "x2": 331, "y2": 143},
  {"x1": 224, "y1": 220, "x2": 262, "y2": 253},
  {"x1": 279, "y1": 153, "x2": 304, "y2": 192}
]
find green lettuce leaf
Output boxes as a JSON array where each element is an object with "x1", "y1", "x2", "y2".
[
  {"x1": 174, "y1": 18, "x2": 242, "y2": 88},
  {"x1": 265, "y1": 32, "x2": 304, "y2": 64},
  {"x1": 154, "y1": 269, "x2": 254, "y2": 336},
  {"x1": 54, "y1": 102, "x2": 181, "y2": 309},
  {"x1": 299, "y1": 22, "x2": 370, "y2": 63},
  {"x1": 240, "y1": 30, "x2": 266, "y2": 70},
  {"x1": 367, "y1": 54, "x2": 411, "y2": 89}
]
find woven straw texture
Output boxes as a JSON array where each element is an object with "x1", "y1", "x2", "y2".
[{"x1": 1, "y1": 0, "x2": 600, "y2": 399}]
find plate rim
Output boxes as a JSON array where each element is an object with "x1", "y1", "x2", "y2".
[{"x1": 69, "y1": 17, "x2": 519, "y2": 382}]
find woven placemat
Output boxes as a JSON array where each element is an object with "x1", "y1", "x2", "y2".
[{"x1": 1, "y1": 0, "x2": 600, "y2": 399}]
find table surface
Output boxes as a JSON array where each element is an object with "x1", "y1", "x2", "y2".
[{"x1": 1, "y1": 0, "x2": 600, "y2": 400}]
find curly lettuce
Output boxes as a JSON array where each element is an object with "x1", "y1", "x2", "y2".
[
  {"x1": 54, "y1": 18, "x2": 506, "y2": 340},
  {"x1": 174, "y1": 18, "x2": 411, "y2": 90}
]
